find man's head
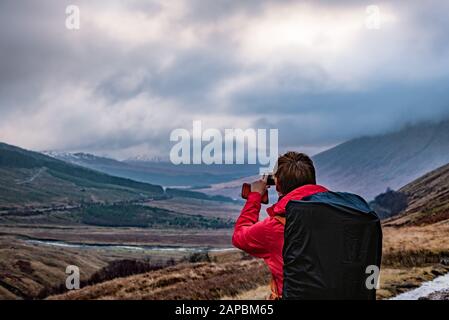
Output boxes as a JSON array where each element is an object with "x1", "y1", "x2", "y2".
[{"x1": 274, "y1": 151, "x2": 316, "y2": 195}]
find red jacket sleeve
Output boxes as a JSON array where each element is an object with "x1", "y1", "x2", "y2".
[{"x1": 232, "y1": 192, "x2": 270, "y2": 259}]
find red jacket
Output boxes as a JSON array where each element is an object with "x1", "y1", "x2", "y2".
[{"x1": 232, "y1": 184, "x2": 328, "y2": 297}]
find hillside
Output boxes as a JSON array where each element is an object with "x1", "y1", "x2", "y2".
[
  {"x1": 41, "y1": 161, "x2": 449, "y2": 300},
  {"x1": 199, "y1": 119, "x2": 449, "y2": 201},
  {"x1": 47, "y1": 221, "x2": 449, "y2": 300},
  {"x1": 44, "y1": 151, "x2": 258, "y2": 187},
  {"x1": 314, "y1": 119, "x2": 449, "y2": 200},
  {"x1": 0, "y1": 143, "x2": 239, "y2": 208},
  {"x1": 383, "y1": 163, "x2": 449, "y2": 227},
  {"x1": 0, "y1": 142, "x2": 164, "y2": 208},
  {"x1": 0, "y1": 143, "x2": 243, "y2": 299},
  {"x1": 49, "y1": 256, "x2": 270, "y2": 300}
]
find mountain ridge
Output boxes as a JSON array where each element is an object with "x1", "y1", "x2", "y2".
[
  {"x1": 0, "y1": 142, "x2": 164, "y2": 208},
  {"x1": 314, "y1": 119, "x2": 449, "y2": 199},
  {"x1": 44, "y1": 151, "x2": 259, "y2": 187},
  {"x1": 0, "y1": 142, "x2": 239, "y2": 208},
  {"x1": 198, "y1": 119, "x2": 449, "y2": 200}
]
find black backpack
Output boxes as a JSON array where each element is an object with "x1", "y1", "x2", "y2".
[{"x1": 282, "y1": 191, "x2": 382, "y2": 300}]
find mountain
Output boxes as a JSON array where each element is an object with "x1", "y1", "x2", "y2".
[
  {"x1": 314, "y1": 119, "x2": 449, "y2": 200},
  {"x1": 383, "y1": 162, "x2": 449, "y2": 226},
  {"x1": 198, "y1": 119, "x2": 449, "y2": 201},
  {"x1": 42, "y1": 151, "x2": 124, "y2": 168},
  {"x1": 44, "y1": 151, "x2": 259, "y2": 187},
  {"x1": 1, "y1": 143, "x2": 239, "y2": 209},
  {"x1": 0, "y1": 142, "x2": 164, "y2": 208},
  {"x1": 126, "y1": 155, "x2": 165, "y2": 162}
]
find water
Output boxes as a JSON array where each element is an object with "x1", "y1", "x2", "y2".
[
  {"x1": 391, "y1": 272, "x2": 449, "y2": 300},
  {"x1": 26, "y1": 239, "x2": 236, "y2": 253},
  {"x1": 26, "y1": 238, "x2": 449, "y2": 299}
]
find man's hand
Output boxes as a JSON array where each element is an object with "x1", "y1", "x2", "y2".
[{"x1": 251, "y1": 176, "x2": 268, "y2": 195}]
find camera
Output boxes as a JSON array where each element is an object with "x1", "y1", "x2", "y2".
[
  {"x1": 266, "y1": 174, "x2": 275, "y2": 186},
  {"x1": 241, "y1": 173, "x2": 275, "y2": 204}
]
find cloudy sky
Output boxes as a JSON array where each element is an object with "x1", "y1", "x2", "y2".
[{"x1": 1, "y1": 0, "x2": 449, "y2": 160}]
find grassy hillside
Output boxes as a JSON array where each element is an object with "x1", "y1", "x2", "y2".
[
  {"x1": 49, "y1": 254, "x2": 270, "y2": 300},
  {"x1": 50, "y1": 161, "x2": 449, "y2": 301},
  {"x1": 44, "y1": 151, "x2": 259, "y2": 187},
  {"x1": 383, "y1": 163, "x2": 449, "y2": 226},
  {"x1": 198, "y1": 120, "x2": 449, "y2": 201},
  {"x1": 46, "y1": 224, "x2": 449, "y2": 300},
  {"x1": 0, "y1": 142, "x2": 164, "y2": 207},
  {"x1": 0, "y1": 143, "x2": 238, "y2": 207},
  {"x1": 0, "y1": 233, "x2": 195, "y2": 300}
]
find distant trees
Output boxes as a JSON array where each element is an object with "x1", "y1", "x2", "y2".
[
  {"x1": 79, "y1": 203, "x2": 234, "y2": 229},
  {"x1": 165, "y1": 188, "x2": 237, "y2": 203},
  {"x1": 89, "y1": 259, "x2": 176, "y2": 284},
  {"x1": 187, "y1": 252, "x2": 211, "y2": 263},
  {"x1": 370, "y1": 188, "x2": 408, "y2": 219}
]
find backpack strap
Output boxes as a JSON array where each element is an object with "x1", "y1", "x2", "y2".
[
  {"x1": 274, "y1": 215, "x2": 286, "y2": 225},
  {"x1": 269, "y1": 277, "x2": 281, "y2": 300},
  {"x1": 269, "y1": 215, "x2": 285, "y2": 300}
]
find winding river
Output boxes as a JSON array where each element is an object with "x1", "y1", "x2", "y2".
[
  {"x1": 391, "y1": 272, "x2": 449, "y2": 300},
  {"x1": 26, "y1": 239, "x2": 236, "y2": 253},
  {"x1": 27, "y1": 239, "x2": 449, "y2": 300}
]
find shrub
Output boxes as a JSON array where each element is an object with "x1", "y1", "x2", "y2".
[
  {"x1": 186, "y1": 252, "x2": 211, "y2": 263},
  {"x1": 36, "y1": 258, "x2": 175, "y2": 299},
  {"x1": 370, "y1": 188, "x2": 408, "y2": 219}
]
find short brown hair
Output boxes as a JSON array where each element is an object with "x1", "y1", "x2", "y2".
[{"x1": 274, "y1": 151, "x2": 316, "y2": 195}]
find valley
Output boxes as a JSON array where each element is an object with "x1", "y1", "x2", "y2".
[
  {"x1": 0, "y1": 142, "x2": 243, "y2": 299},
  {"x1": 0, "y1": 221, "x2": 236, "y2": 299},
  {"x1": 43, "y1": 151, "x2": 259, "y2": 188},
  {"x1": 1, "y1": 126, "x2": 449, "y2": 300},
  {"x1": 25, "y1": 221, "x2": 447, "y2": 300},
  {"x1": 37, "y1": 158, "x2": 449, "y2": 300}
]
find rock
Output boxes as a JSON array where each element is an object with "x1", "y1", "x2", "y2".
[
  {"x1": 423, "y1": 289, "x2": 449, "y2": 300},
  {"x1": 431, "y1": 269, "x2": 444, "y2": 276}
]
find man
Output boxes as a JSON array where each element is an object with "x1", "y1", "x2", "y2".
[{"x1": 232, "y1": 151, "x2": 328, "y2": 299}]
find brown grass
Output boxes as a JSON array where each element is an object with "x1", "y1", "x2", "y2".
[
  {"x1": 0, "y1": 234, "x2": 190, "y2": 300},
  {"x1": 382, "y1": 222, "x2": 449, "y2": 256},
  {"x1": 377, "y1": 265, "x2": 449, "y2": 299},
  {"x1": 0, "y1": 235, "x2": 108, "y2": 299},
  {"x1": 0, "y1": 225, "x2": 233, "y2": 247},
  {"x1": 3, "y1": 205, "x2": 449, "y2": 300},
  {"x1": 44, "y1": 224, "x2": 449, "y2": 300},
  {"x1": 376, "y1": 222, "x2": 449, "y2": 299},
  {"x1": 49, "y1": 258, "x2": 270, "y2": 300},
  {"x1": 42, "y1": 221, "x2": 449, "y2": 300},
  {"x1": 392, "y1": 163, "x2": 449, "y2": 227}
]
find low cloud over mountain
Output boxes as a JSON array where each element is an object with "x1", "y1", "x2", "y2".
[{"x1": 1, "y1": 0, "x2": 449, "y2": 158}]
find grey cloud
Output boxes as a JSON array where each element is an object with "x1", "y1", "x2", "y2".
[
  {"x1": 1, "y1": 0, "x2": 449, "y2": 158},
  {"x1": 250, "y1": 78, "x2": 449, "y2": 148}
]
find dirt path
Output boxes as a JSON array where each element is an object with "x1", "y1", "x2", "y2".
[{"x1": 16, "y1": 167, "x2": 46, "y2": 185}]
